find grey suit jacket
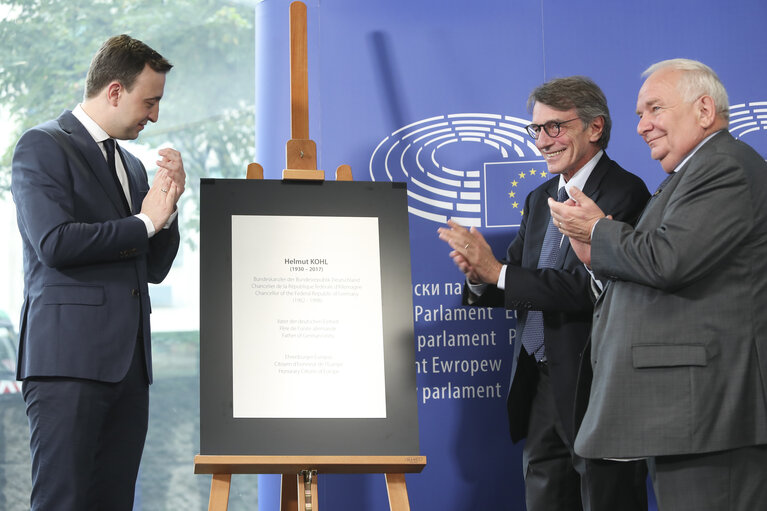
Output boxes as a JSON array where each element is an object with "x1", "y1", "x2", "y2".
[{"x1": 575, "y1": 130, "x2": 767, "y2": 458}]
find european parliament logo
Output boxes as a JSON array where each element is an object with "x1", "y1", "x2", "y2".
[
  {"x1": 730, "y1": 101, "x2": 767, "y2": 160},
  {"x1": 368, "y1": 113, "x2": 547, "y2": 228}
]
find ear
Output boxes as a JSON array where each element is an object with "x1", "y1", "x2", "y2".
[
  {"x1": 588, "y1": 116, "x2": 605, "y2": 143},
  {"x1": 105, "y1": 81, "x2": 122, "y2": 107},
  {"x1": 696, "y1": 95, "x2": 717, "y2": 129}
]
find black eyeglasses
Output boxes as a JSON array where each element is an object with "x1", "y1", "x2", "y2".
[{"x1": 525, "y1": 118, "x2": 581, "y2": 139}]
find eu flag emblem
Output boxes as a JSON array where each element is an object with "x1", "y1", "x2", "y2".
[{"x1": 483, "y1": 160, "x2": 549, "y2": 228}]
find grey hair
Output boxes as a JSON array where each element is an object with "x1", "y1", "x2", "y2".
[{"x1": 642, "y1": 58, "x2": 729, "y2": 121}]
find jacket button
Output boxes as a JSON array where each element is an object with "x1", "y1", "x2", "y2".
[{"x1": 131, "y1": 289, "x2": 140, "y2": 296}]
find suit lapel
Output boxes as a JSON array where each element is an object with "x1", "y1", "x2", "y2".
[
  {"x1": 634, "y1": 132, "x2": 730, "y2": 227},
  {"x1": 580, "y1": 153, "x2": 610, "y2": 198},
  {"x1": 57, "y1": 111, "x2": 130, "y2": 217},
  {"x1": 556, "y1": 233, "x2": 571, "y2": 268},
  {"x1": 636, "y1": 163, "x2": 687, "y2": 228}
]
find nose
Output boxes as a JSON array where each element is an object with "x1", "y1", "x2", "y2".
[
  {"x1": 536, "y1": 129, "x2": 553, "y2": 149},
  {"x1": 637, "y1": 115, "x2": 650, "y2": 136},
  {"x1": 148, "y1": 103, "x2": 159, "y2": 123}
]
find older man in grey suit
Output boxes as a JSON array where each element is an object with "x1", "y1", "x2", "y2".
[{"x1": 550, "y1": 59, "x2": 767, "y2": 510}]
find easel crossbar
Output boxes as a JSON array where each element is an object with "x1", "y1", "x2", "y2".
[{"x1": 194, "y1": 455, "x2": 426, "y2": 475}]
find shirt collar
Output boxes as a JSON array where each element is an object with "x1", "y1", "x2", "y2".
[
  {"x1": 558, "y1": 149, "x2": 603, "y2": 198},
  {"x1": 671, "y1": 130, "x2": 723, "y2": 173},
  {"x1": 72, "y1": 104, "x2": 110, "y2": 144}
]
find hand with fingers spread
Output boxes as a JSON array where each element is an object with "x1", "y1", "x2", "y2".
[
  {"x1": 156, "y1": 147, "x2": 186, "y2": 200},
  {"x1": 437, "y1": 219, "x2": 503, "y2": 285}
]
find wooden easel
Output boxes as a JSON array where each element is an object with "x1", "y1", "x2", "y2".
[
  {"x1": 194, "y1": 455, "x2": 427, "y2": 511},
  {"x1": 195, "y1": 2, "x2": 425, "y2": 509},
  {"x1": 246, "y1": 1, "x2": 351, "y2": 183}
]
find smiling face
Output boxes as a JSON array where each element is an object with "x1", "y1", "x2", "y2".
[
  {"x1": 531, "y1": 103, "x2": 603, "y2": 181},
  {"x1": 109, "y1": 64, "x2": 166, "y2": 140},
  {"x1": 635, "y1": 68, "x2": 709, "y2": 173}
]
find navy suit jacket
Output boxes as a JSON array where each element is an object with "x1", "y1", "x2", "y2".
[
  {"x1": 11, "y1": 110, "x2": 180, "y2": 384},
  {"x1": 465, "y1": 153, "x2": 649, "y2": 443}
]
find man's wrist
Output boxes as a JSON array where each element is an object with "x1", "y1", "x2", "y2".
[
  {"x1": 467, "y1": 279, "x2": 488, "y2": 296},
  {"x1": 496, "y1": 264, "x2": 507, "y2": 290},
  {"x1": 589, "y1": 217, "x2": 604, "y2": 241},
  {"x1": 136, "y1": 213, "x2": 156, "y2": 238},
  {"x1": 165, "y1": 209, "x2": 178, "y2": 229}
]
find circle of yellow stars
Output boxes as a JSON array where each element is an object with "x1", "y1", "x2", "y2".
[{"x1": 509, "y1": 167, "x2": 549, "y2": 216}]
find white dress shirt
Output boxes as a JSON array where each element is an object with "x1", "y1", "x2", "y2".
[
  {"x1": 468, "y1": 150, "x2": 604, "y2": 294},
  {"x1": 72, "y1": 104, "x2": 176, "y2": 237}
]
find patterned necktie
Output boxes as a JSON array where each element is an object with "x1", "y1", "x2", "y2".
[
  {"x1": 520, "y1": 186, "x2": 569, "y2": 361},
  {"x1": 103, "y1": 139, "x2": 131, "y2": 215}
]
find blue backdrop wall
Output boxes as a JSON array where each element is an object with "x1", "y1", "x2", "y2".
[{"x1": 253, "y1": 1, "x2": 767, "y2": 509}]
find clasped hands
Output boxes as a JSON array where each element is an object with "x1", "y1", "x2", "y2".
[
  {"x1": 141, "y1": 147, "x2": 187, "y2": 231},
  {"x1": 548, "y1": 186, "x2": 610, "y2": 267},
  {"x1": 438, "y1": 187, "x2": 609, "y2": 276},
  {"x1": 437, "y1": 220, "x2": 503, "y2": 285}
]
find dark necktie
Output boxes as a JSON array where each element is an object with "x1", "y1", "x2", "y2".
[
  {"x1": 637, "y1": 171, "x2": 677, "y2": 222},
  {"x1": 520, "y1": 186, "x2": 569, "y2": 361},
  {"x1": 103, "y1": 139, "x2": 131, "y2": 215}
]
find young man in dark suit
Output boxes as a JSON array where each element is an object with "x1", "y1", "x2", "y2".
[
  {"x1": 12, "y1": 35, "x2": 185, "y2": 510},
  {"x1": 439, "y1": 77, "x2": 649, "y2": 511}
]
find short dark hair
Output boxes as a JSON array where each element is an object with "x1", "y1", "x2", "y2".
[
  {"x1": 84, "y1": 34, "x2": 173, "y2": 99},
  {"x1": 527, "y1": 76, "x2": 612, "y2": 149}
]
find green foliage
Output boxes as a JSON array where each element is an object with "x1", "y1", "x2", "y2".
[{"x1": 0, "y1": 0, "x2": 256, "y2": 237}]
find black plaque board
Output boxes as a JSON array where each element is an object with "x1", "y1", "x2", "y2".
[{"x1": 199, "y1": 178, "x2": 419, "y2": 456}]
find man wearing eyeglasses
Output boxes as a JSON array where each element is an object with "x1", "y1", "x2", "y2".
[{"x1": 438, "y1": 76, "x2": 649, "y2": 511}]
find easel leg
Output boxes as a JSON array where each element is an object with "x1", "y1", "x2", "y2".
[
  {"x1": 280, "y1": 474, "x2": 298, "y2": 510},
  {"x1": 385, "y1": 473, "x2": 411, "y2": 511},
  {"x1": 208, "y1": 473, "x2": 231, "y2": 511},
  {"x1": 281, "y1": 472, "x2": 318, "y2": 511}
]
